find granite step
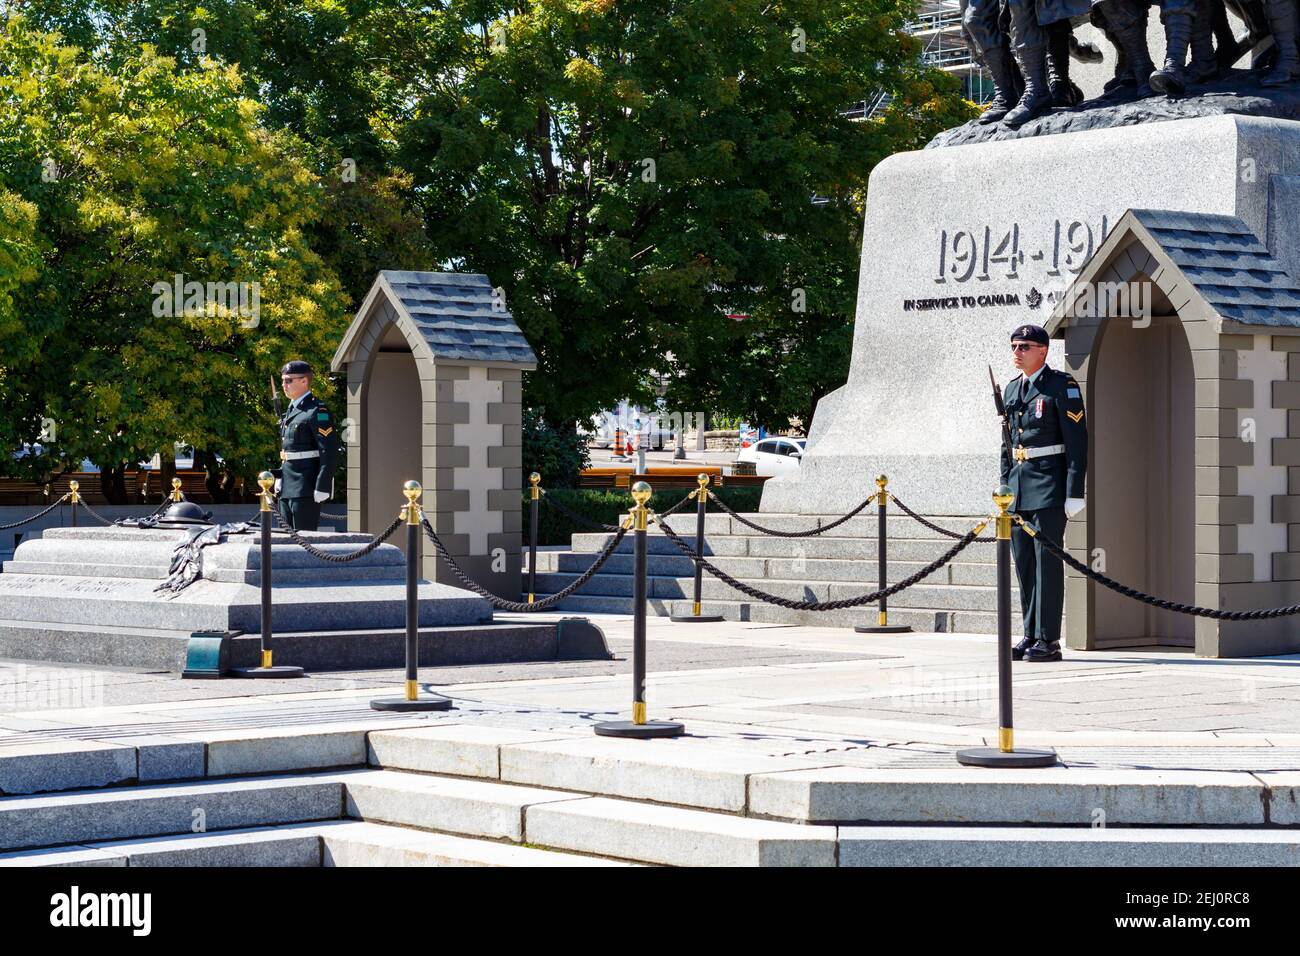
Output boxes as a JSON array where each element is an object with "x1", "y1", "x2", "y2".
[
  {"x1": 0, "y1": 773, "x2": 346, "y2": 852},
  {"x1": 839, "y1": 826, "x2": 1300, "y2": 866},
  {"x1": 531, "y1": 571, "x2": 1006, "y2": 611},
  {"x1": 365, "y1": 726, "x2": 1289, "y2": 827},
  {"x1": 316, "y1": 820, "x2": 636, "y2": 867},
  {"x1": 529, "y1": 550, "x2": 1004, "y2": 587},
  {"x1": 570, "y1": 531, "x2": 995, "y2": 563},
  {"x1": 529, "y1": 593, "x2": 1002, "y2": 632},
  {"x1": 0, "y1": 824, "x2": 324, "y2": 867}
]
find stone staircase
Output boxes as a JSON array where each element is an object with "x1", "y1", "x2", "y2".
[
  {"x1": 528, "y1": 511, "x2": 1017, "y2": 633},
  {"x1": 3, "y1": 721, "x2": 1297, "y2": 867}
]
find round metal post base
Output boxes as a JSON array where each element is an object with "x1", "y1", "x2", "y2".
[
  {"x1": 854, "y1": 624, "x2": 914, "y2": 634},
  {"x1": 955, "y1": 746, "x2": 1058, "y2": 768},
  {"x1": 371, "y1": 694, "x2": 454, "y2": 712},
  {"x1": 229, "y1": 665, "x2": 306, "y2": 679},
  {"x1": 594, "y1": 720, "x2": 685, "y2": 739},
  {"x1": 668, "y1": 614, "x2": 726, "y2": 623}
]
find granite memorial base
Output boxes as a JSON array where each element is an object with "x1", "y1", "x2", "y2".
[
  {"x1": 0, "y1": 526, "x2": 611, "y2": 672},
  {"x1": 763, "y1": 113, "x2": 1300, "y2": 516}
]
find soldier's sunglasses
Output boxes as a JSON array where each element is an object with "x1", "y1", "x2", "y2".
[
  {"x1": 281, "y1": 375, "x2": 306, "y2": 382},
  {"x1": 1010, "y1": 343, "x2": 1041, "y2": 352}
]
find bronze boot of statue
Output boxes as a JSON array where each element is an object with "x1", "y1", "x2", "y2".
[
  {"x1": 1262, "y1": 0, "x2": 1300, "y2": 85},
  {"x1": 976, "y1": 44, "x2": 1020, "y2": 123},
  {"x1": 1150, "y1": 11, "x2": 1194, "y2": 95},
  {"x1": 1004, "y1": 42, "x2": 1052, "y2": 127},
  {"x1": 1188, "y1": 0, "x2": 1222, "y2": 81},
  {"x1": 1107, "y1": 12, "x2": 1157, "y2": 98},
  {"x1": 1047, "y1": 21, "x2": 1084, "y2": 105}
]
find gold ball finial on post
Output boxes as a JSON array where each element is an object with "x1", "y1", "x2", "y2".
[
  {"x1": 629, "y1": 480, "x2": 652, "y2": 532},
  {"x1": 875, "y1": 474, "x2": 889, "y2": 493},
  {"x1": 68, "y1": 480, "x2": 80, "y2": 504},
  {"x1": 257, "y1": 470, "x2": 275, "y2": 513},
  {"x1": 529, "y1": 471, "x2": 541, "y2": 501},
  {"x1": 993, "y1": 484, "x2": 1015, "y2": 540},
  {"x1": 403, "y1": 479, "x2": 423, "y2": 525},
  {"x1": 631, "y1": 480, "x2": 652, "y2": 507},
  {"x1": 171, "y1": 476, "x2": 184, "y2": 501}
]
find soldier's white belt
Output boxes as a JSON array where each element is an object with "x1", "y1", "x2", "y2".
[
  {"x1": 1012, "y1": 443, "x2": 1065, "y2": 462},
  {"x1": 280, "y1": 450, "x2": 320, "y2": 461}
]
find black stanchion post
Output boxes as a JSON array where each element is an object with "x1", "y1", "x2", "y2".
[
  {"x1": 232, "y1": 471, "x2": 305, "y2": 678},
  {"x1": 855, "y1": 474, "x2": 912, "y2": 634},
  {"x1": 957, "y1": 486, "x2": 1055, "y2": 767},
  {"x1": 670, "y1": 473, "x2": 724, "y2": 623},
  {"x1": 596, "y1": 481, "x2": 684, "y2": 739},
  {"x1": 528, "y1": 472, "x2": 540, "y2": 604},
  {"x1": 68, "y1": 480, "x2": 79, "y2": 527},
  {"x1": 373, "y1": 481, "x2": 453, "y2": 712}
]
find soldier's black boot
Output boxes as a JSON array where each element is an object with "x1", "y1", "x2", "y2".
[
  {"x1": 977, "y1": 45, "x2": 1019, "y2": 124},
  {"x1": 1150, "y1": 12, "x2": 1193, "y2": 96},
  {"x1": 1046, "y1": 21, "x2": 1081, "y2": 107},
  {"x1": 1189, "y1": 0, "x2": 1222, "y2": 82},
  {"x1": 1262, "y1": 0, "x2": 1300, "y2": 86},
  {"x1": 1003, "y1": 43, "x2": 1052, "y2": 127},
  {"x1": 1012, "y1": 636, "x2": 1036, "y2": 661},
  {"x1": 1024, "y1": 639, "x2": 1063, "y2": 662}
]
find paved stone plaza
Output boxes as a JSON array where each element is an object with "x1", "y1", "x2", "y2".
[
  {"x1": 2, "y1": 615, "x2": 1299, "y2": 866},
  {"x1": 3, "y1": 613, "x2": 1298, "y2": 769}
]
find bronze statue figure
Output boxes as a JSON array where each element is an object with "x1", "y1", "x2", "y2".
[{"x1": 961, "y1": 0, "x2": 1300, "y2": 127}]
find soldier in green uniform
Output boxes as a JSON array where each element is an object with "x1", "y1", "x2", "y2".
[
  {"x1": 271, "y1": 360, "x2": 339, "y2": 532},
  {"x1": 999, "y1": 325, "x2": 1088, "y2": 662}
]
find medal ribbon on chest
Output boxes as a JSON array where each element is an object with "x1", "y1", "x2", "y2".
[{"x1": 1035, "y1": 397, "x2": 1043, "y2": 419}]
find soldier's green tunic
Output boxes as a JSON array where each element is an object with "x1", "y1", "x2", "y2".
[
  {"x1": 999, "y1": 365, "x2": 1088, "y2": 644},
  {"x1": 271, "y1": 392, "x2": 339, "y2": 531}
]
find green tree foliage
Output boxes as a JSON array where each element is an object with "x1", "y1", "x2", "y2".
[
  {"x1": 2, "y1": 1, "x2": 973, "y2": 486},
  {"x1": 0, "y1": 16, "x2": 347, "y2": 496},
  {"x1": 399, "y1": 0, "x2": 973, "y2": 430}
]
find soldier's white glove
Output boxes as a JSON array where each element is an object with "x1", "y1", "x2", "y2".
[
  {"x1": 1065, "y1": 497, "x2": 1085, "y2": 519},
  {"x1": 314, "y1": 490, "x2": 329, "y2": 503},
  {"x1": 273, "y1": 478, "x2": 282, "y2": 495}
]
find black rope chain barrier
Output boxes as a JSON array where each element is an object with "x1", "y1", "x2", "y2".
[
  {"x1": 423, "y1": 514, "x2": 629, "y2": 612},
  {"x1": 76, "y1": 500, "x2": 121, "y2": 526},
  {"x1": 708, "y1": 491, "x2": 877, "y2": 538},
  {"x1": 1025, "y1": 518, "x2": 1300, "y2": 620},
  {"x1": 889, "y1": 494, "x2": 995, "y2": 543},
  {"x1": 0, "y1": 494, "x2": 70, "y2": 531},
  {"x1": 272, "y1": 509, "x2": 403, "y2": 562},
  {"x1": 657, "y1": 518, "x2": 982, "y2": 612}
]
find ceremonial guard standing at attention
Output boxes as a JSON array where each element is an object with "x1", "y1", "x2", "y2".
[
  {"x1": 999, "y1": 325, "x2": 1088, "y2": 662},
  {"x1": 271, "y1": 360, "x2": 339, "y2": 532}
]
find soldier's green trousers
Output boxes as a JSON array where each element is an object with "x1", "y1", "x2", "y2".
[
  {"x1": 278, "y1": 496, "x2": 321, "y2": 532},
  {"x1": 1011, "y1": 506, "x2": 1067, "y2": 644}
]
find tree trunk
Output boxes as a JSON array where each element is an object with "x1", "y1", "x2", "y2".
[
  {"x1": 98, "y1": 464, "x2": 128, "y2": 504},
  {"x1": 195, "y1": 449, "x2": 232, "y2": 504},
  {"x1": 159, "y1": 457, "x2": 177, "y2": 504}
]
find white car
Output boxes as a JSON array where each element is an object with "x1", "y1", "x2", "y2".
[{"x1": 735, "y1": 437, "x2": 806, "y2": 476}]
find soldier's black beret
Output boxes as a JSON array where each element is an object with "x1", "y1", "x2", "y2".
[
  {"x1": 1011, "y1": 324, "x2": 1049, "y2": 345},
  {"x1": 280, "y1": 360, "x2": 313, "y2": 376}
]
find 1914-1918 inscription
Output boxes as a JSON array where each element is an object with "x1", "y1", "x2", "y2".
[{"x1": 935, "y1": 216, "x2": 1111, "y2": 284}]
